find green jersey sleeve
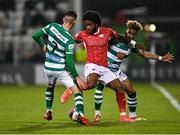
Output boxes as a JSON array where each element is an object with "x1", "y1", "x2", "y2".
[
  {"x1": 65, "y1": 40, "x2": 78, "y2": 78},
  {"x1": 32, "y1": 28, "x2": 46, "y2": 47},
  {"x1": 32, "y1": 24, "x2": 51, "y2": 47}
]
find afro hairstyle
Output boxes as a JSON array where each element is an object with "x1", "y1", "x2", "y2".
[{"x1": 83, "y1": 10, "x2": 102, "y2": 26}]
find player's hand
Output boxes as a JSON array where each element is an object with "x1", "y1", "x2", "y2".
[
  {"x1": 162, "y1": 52, "x2": 174, "y2": 63},
  {"x1": 75, "y1": 76, "x2": 88, "y2": 90},
  {"x1": 42, "y1": 45, "x2": 46, "y2": 53},
  {"x1": 116, "y1": 52, "x2": 126, "y2": 60}
]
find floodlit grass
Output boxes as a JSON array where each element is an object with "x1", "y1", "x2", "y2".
[{"x1": 0, "y1": 83, "x2": 180, "y2": 134}]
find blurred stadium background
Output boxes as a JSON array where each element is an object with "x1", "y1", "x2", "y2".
[
  {"x1": 0, "y1": 0, "x2": 180, "y2": 85},
  {"x1": 0, "y1": 0, "x2": 180, "y2": 134}
]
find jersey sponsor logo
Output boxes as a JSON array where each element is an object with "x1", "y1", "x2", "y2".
[
  {"x1": 99, "y1": 34, "x2": 104, "y2": 38},
  {"x1": 50, "y1": 26, "x2": 68, "y2": 44}
]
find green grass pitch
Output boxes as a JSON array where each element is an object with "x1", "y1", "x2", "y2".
[{"x1": 0, "y1": 83, "x2": 180, "y2": 134}]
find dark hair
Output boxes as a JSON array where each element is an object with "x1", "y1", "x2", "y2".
[
  {"x1": 83, "y1": 10, "x2": 101, "y2": 26},
  {"x1": 65, "y1": 10, "x2": 77, "y2": 18}
]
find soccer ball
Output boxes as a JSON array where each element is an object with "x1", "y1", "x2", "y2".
[{"x1": 68, "y1": 106, "x2": 79, "y2": 122}]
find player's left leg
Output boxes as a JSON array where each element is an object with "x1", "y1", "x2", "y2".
[
  {"x1": 122, "y1": 79, "x2": 137, "y2": 118},
  {"x1": 61, "y1": 71, "x2": 91, "y2": 126},
  {"x1": 43, "y1": 69, "x2": 57, "y2": 121},
  {"x1": 107, "y1": 79, "x2": 135, "y2": 122},
  {"x1": 70, "y1": 85, "x2": 91, "y2": 126},
  {"x1": 122, "y1": 79, "x2": 146, "y2": 121},
  {"x1": 43, "y1": 83, "x2": 55, "y2": 121}
]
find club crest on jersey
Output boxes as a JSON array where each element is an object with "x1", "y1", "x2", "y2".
[
  {"x1": 69, "y1": 44, "x2": 74, "y2": 49},
  {"x1": 99, "y1": 34, "x2": 104, "y2": 38}
]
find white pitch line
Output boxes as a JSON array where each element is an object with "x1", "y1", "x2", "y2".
[{"x1": 152, "y1": 82, "x2": 180, "y2": 112}]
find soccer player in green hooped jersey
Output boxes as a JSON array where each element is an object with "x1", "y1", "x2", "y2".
[
  {"x1": 92, "y1": 20, "x2": 174, "y2": 123},
  {"x1": 32, "y1": 10, "x2": 91, "y2": 126}
]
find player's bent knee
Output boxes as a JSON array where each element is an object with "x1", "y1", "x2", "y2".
[{"x1": 87, "y1": 82, "x2": 96, "y2": 89}]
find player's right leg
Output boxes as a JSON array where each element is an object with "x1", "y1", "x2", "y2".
[{"x1": 93, "y1": 82, "x2": 104, "y2": 123}]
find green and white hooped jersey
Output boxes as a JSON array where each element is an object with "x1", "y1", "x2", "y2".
[
  {"x1": 42, "y1": 23, "x2": 75, "y2": 71},
  {"x1": 108, "y1": 43, "x2": 131, "y2": 72}
]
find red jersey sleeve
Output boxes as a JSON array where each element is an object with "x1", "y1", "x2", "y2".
[
  {"x1": 107, "y1": 28, "x2": 120, "y2": 38},
  {"x1": 73, "y1": 31, "x2": 83, "y2": 42}
]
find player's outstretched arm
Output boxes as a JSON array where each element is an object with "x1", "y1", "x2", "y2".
[{"x1": 138, "y1": 50, "x2": 174, "y2": 63}]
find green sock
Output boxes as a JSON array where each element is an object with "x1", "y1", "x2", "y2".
[
  {"x1": 95, "y1": 83, "x2": 104, "y2": 112},
  {"x1": 74, "y1": 93, "x2": 84, "y2": 115},
  {"x1": 45, "y1": 87, "x2": 54, "y2": 112}
]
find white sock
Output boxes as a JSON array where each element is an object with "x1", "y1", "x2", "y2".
[
  {"x1": 95, "y1": 110, "x2": 100, "y2": 116},
  {"x1": 129, "y1": 112, "x2": 137, "y2": 118},
  {"x1": 120, "y1": 112, "x2": 126, "y2": 116},
  {"x1": 47, "y1": 109, "x2": 52, "y2": 112}
]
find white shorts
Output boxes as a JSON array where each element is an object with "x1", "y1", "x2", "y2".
[
  {"x1": 113, "y1": 69, "x2": 127, "y2": 82},
  {"x1": 84, "y1": 63, "x2": 118, "y2": 85},
  {"x1": 44, "y1": 69, "x2": 75, "y2": 88}
]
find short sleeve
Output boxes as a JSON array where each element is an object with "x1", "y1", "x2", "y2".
[
  {"x1": 107, "y1": 28, "x2": 119, "y2": 38},
  {"x1": 65, "y1": 39, "x2": 75, "y2": 55},
  {"x1": 73, "y1": 31, "x2": 83, "y2": 41},
  {"x1": 131, "y1": 48, "x2": 140, "y2": 54}
]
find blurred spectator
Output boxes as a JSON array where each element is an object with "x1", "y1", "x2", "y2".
[
  {"x1": 31, "y1": 11, "x2": 46, "y2": 27},
  {"x1": 0, "y1": 11, "x2": 5, "y2": 29},
  {"x1": 21, "y1": 10, "x2": 34, "y2": 34},
  {"x1": 110, "y1": 10, "x2": 127, "y2": 25},
  {"x1": 55, "y1": 2, "x2": 69, "y2": 23},
  {"x1": 24, "y1": 0, "x2": 36, "y2": 11},
  {"x1": 0, "y1": 0, "x2": 15, "y2": 11},
  {"x1": 5, "y1": 43, "x2": 13, "y2": 63}
]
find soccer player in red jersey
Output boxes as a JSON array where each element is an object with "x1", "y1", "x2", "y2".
[
  {"x1": 74, "y1": 10, "x2": 136, "y2": 90},
  {"x1": 61, "y1": 10, "x2": 142, "y2": 122}
]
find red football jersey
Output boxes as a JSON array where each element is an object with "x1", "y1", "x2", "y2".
[{"x1": 74, "y1": 27, "x2": 119, "y2": 67}]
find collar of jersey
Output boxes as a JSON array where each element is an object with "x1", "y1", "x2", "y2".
[{"x1": 93, "y1": 27, "x2": 100, "y2": 35}]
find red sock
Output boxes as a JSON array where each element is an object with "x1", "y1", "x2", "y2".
[{"x1": 116, "y1": 91, "x2": 126, "y2": 113}]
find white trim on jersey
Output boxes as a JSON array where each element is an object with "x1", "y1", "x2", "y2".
[
  {"x1": 66, "y1": 52, "x2": 73, "y2": 54},
  {"x1": 111, "y1": 45, "x2": 129, "y2": 55},
  {"x1": 47, "y1": 45, "x2": 65, "y2": 58},
  {"x1": 45, "y1": 61, "x2": 65, "y2": 69},
  {"x1": 108, "y1": 52, "x2": 121, "y2": 62},
  {"x1": 42, "y1": 28, "x2": 47, "y2": 34}
]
